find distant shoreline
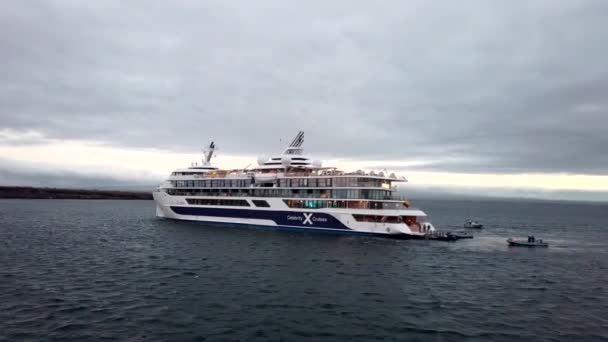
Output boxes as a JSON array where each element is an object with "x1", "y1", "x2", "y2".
[
  {"x1": 1, "y1": 186, "x2": 605, "y2": 204},
  {"x1": 0, "y1": 186, "x2": 153, "y2": 200}
]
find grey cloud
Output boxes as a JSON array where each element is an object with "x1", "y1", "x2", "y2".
[{"x1": 1, "y1": 0, "x2": 608, "y2": 174}]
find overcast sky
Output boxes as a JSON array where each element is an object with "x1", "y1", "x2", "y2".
[{"x1": 1, "y1": 0, "x2": 608, "y2": 200}]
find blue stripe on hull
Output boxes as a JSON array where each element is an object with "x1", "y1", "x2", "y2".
[
  {"x1": 169, "y1": 206, "x2": 351, "y2": 230},
  {"x1": 161, "y1": 216, "x2": 422, "y2": 240}
]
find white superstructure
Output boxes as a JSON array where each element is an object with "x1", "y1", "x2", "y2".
[{"x1": 153, "y1": 132, "x2": 436, "y2": 239}]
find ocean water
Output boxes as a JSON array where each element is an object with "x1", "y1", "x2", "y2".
[{"x1": 1, "y1": 198, "x2": 607, "y2": 341}]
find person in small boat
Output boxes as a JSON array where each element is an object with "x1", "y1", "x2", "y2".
[{"x1": 527, "y1": 236, "x2": 535, "y2": 243}]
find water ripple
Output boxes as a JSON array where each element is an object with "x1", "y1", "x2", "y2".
[{"x1": 1, "y1": 199, "x2": 607, "y2": 341}]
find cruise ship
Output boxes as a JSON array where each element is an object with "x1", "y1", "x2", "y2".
[{"x1": 153, "y1": 132, "x2": 436, "y2": 239}]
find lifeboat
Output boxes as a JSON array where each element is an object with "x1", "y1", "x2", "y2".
[{"x1": 254, "y1": 173, "x2": 277, "y2": 183}]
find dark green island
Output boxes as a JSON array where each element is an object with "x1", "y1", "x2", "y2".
[{"x1": 0, "y1": 186, "x2": 153, "y2": 200}]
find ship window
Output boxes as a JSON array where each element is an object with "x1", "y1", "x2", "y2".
[
  {"x1": 332, "y1": 189, "x2": 346, "y2": 199},
  {"x1": 278, "y1": 199, "x2": 402, "y2": 210},
  {"x1": 252, "y1": 200, "x2": 270, "y2": 207},
  {"x1": 186, "y1": 198, "x2": 250, "y2": 207},
  {"x1": 353, "y1": 215, "x2": 402, "y2": 223},
  {"x1": 284, "y1": 199, "x2": 303, "y2": 208}
]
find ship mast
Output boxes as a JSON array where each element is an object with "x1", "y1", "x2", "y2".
[
  {"x1": 282, "y1": 131, "x2": 304, "y2": 155},
  {"x1": 203, "y1": 141, "x2": 216, "y2": 164}
]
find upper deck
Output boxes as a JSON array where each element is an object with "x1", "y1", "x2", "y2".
[
  {"x1": 167, "y1": 170, "x2": 402, "y2": 190},
  {"x1": 160, "y1": 132, "x2": 410, "y2": 202},
  {"x1": 169, "y1": 169, "x2": 404, "y2": 182}
]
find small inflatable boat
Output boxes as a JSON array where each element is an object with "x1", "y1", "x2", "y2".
[
  {"x1": 425, "y1": 232, "x2": 472, "y2": 241},
  {"x1": 449, "y1": 231, "x2": 474, "y2": 239},
  {"x1": 464, "y1": 220, "x2": 483, "y2": 229},
  {"x1": 507, "y1": 237, "x2": 548, "y2": 247}
]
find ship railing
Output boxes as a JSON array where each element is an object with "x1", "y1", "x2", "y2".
[
  {"x1": 166, "y1": 190, "x2": 410, "y2": 202},
  {"x1": 282, "y1": 171, "x2": 402, "y2": 179},
  {"x1": 283, "y1": 172, "x2": 315, "y2": 177},
  {"x1": 178, "y1": 173, "x2": 252, "y2": 179},
  {"x1": 170, "y1": 171, "x2": 405, "y2": 181},
  {"x1": 388, "y1": 194, "x2": 410, "y2": 201}
]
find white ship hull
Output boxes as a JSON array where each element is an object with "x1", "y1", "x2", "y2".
[
  {"x1": 154, "y1": 134, "x2": 437, "y2": 240},
  {"x1": 153, "y1": 192, "x2": 431, "y2": 239}
]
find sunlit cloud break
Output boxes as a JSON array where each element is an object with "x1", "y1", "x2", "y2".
[{"x1": 1, "y1": 130, "x2": 607, "y2": 200}]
